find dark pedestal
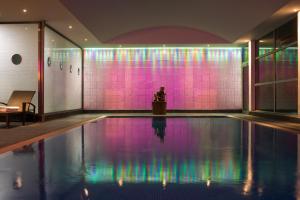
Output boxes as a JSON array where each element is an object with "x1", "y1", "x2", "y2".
[{"x1": 152, "y1": 101, "x2": 167, "y2": 115}]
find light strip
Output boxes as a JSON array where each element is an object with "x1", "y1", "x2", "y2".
[{"x1": 85, "y1": 47, "x2": 242, "y2": 50}]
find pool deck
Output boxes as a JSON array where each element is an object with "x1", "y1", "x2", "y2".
[{"x1": 0, "y1": 113, "x2": 300, "y2": 154}]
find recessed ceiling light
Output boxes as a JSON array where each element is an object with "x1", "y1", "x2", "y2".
[
  {"x1": 84, "y1": 38, "x2": 88, "y2": 42},
  {"x1": 68, "y1": 25, "x2": 73, "y2": 29},
  {"x1": 294, "y1": 8, "x2": 299, "y2": 12},
  {"x1": 51, "y1": 39, "x2": 55, "y2": 42},
  {"x1": 22, "y1": 9, "x2": 28, "y2": 13}
]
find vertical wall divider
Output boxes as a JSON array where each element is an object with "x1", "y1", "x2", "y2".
[
  {"x1": 298, "y1": 12, "x2": 300, "y2": 114},
  {"x1": 273, "y1": 31, "x2": 277, "y2": 112},
  {"x1": 81, "y1": 48, "x2": 84, "y2": 110},
  {"x1": 248, "y1": 41, "x2": 256, "y2": 111},
  {"x1": 38, "y1": 21, "x2": 45, "y2": 121}
]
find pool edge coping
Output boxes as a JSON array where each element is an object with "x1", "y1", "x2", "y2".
[
  {"x1": 0, "y1": 115, "x2": 107, "y2": 155},
  {"x1": 0, "y1": 113, "x2": 299, "y2": 155}
]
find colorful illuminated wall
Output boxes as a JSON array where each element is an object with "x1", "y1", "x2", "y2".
[{"x1": 84, "y1": 47, "x2": 242, "y2": 110}]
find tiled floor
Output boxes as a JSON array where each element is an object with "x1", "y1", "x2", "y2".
[{"x1": 0, "y1": 113, "x2": 299, "y2": 154}]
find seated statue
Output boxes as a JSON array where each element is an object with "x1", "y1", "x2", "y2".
[
  {"x1": 154, "y1": 87, "x2": 166, "y2": 102},
  {"x1": 152, "y1": 87, "x2": 167, "y2": 115}
]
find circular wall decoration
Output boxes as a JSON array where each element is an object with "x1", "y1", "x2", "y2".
[
  {"x1": 11, "y1": 54, "x2": 22, "y2": 65},
  {"x1": 70, "y1": 65, "x2": 73, "y2": 73},
  {"x1": 47, "y1": 57, "x2": 51, "y2": 67},
  {"x1": 78, "y1": 68, "x2": 80, "y2": 75},
  {"x1": 60, "y1": 62, "x2": 63, "y2": 70}
]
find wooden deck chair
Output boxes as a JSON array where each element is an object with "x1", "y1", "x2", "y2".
[{"x1": 0, "y1": 91, "x2": 36, "y2": 127}]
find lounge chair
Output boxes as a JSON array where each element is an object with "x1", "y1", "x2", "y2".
[{"x1": 0, "y1": 91, "x2": 36, "y2": 127}]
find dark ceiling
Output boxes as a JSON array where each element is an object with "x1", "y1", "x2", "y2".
[{"x1": 61, "y1": 0, "x2": 292, "y2": 43}]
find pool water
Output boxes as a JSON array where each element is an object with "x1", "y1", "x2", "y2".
[{"x1": 0, "y1": 117, "x2": 298, "y2": 200}]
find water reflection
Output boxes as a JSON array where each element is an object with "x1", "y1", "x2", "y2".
[
  {"x1": 152, "y1": 117, "x2": 167, "y2": 143},
  {"x1": 80, "y1": 188, "x2": 89, "y2": 200},
  {"x1": 297, "y1": 135, "x2": 300, "y2": 200},
  {"x1": 38, "y1": 141, "x2": 46, "y2": 200},
  {"x1": 13, "y1": 172, "x2": 22, "y2": 190},
  {"x1": 243, "y1": 122, "x2": 253, "y2": 195},
  {"x1": 84, "y1": 118, "x2": 243, "y2": 185},
  {"x1": 81, "y1": 127, "x2": 90, "y2": 200},
  {"x1": 0, "y1": 118, "x2": 299, "y2": 200},
  {"x1": 13, "y1": 144, "x2": 35, "y2": 154}
]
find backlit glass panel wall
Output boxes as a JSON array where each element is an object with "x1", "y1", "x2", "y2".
[
  {"x1": 275, "y1": 46, "x2": 298, "y2": 111},
  {"x1": 44, "y1": 27, "x2": 82, "y2": 113},
  {"x1": 255, "y1": 17, "x2": 298, "y2": 113},
  {"x1": 84, "y1": 47, "x2": 242, "y2": 110},
  {"x1": 0, "y1": 24, "x2": 39, "y2": 109},
  {"x1": 242, "y1": 46, "x2": 249, "y2": 111}
]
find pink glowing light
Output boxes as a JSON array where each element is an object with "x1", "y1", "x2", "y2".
[{"x1": 84, "y1": 48, "x2": 242, "y2": 110}]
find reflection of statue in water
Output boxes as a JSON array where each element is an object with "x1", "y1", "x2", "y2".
[
  {"x1": 152, "y1": 117, "x2": 167, "y2": 143},
  {"x1": 154, "y1": 87, "x2": 166, "y2": 102}
]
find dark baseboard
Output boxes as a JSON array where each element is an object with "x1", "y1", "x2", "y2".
[
  {"x1": 249, "y1": 111, "x2": 300, "y2": 123},
  {"x1": 84, "y1": 110, "x2": 150, "y2": 113},
  {"x1": 44, "y1": 109, "x2": 83, "y2": 121},
  {"x1": 84, "y1": 109, "x2": 242, "y2": 113},
  {"x1": 166, "y1": 109, "x2": 242, "y2": 113}
]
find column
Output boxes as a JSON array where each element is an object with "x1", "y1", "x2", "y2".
[
  {"x1": 38, "y1": 21, "x2": 45, "y2": 121},
  {"x1": 248, "y1": 41, "x2": 256, "y2": 112},
  {"x1": 297, "y1": 12, "x2": 300, "y2": 114}
]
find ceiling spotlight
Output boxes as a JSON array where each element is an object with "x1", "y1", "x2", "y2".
[
  {"x1": 294, "y1": 8, "x2": 299, "y2": 12},
  {"x1": 22, "y1": 9, "x2": 28, "y2": 13},
  {"x1": 84, "y1": 38, "x2": 88, "y2": 42},
  {"x1": 68, "y1": 25, "x2": 73, "y2": 29}
]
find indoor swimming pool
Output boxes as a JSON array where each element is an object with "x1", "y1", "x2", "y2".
[{"x1": 0, "y1": 117, "x2": 298, "y2": 200}]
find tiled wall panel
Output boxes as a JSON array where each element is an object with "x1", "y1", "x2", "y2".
[
  {"x1": 84, "y1": 48, "x2": 242, "y2": 110},
  {"x1": 0, "y1": 24, "x2": 38, "y2": 108},
  {"x1": 44, "y1": 27, "x2": 82, "y2": 113}
]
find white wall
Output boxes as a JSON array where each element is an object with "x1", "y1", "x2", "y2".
[
  {"x1": 44, "y1": 27, "x2": 82, "y2": 113},
  {"x1": 0, "y1": 24, "x2": 38, "y2": 108}
]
